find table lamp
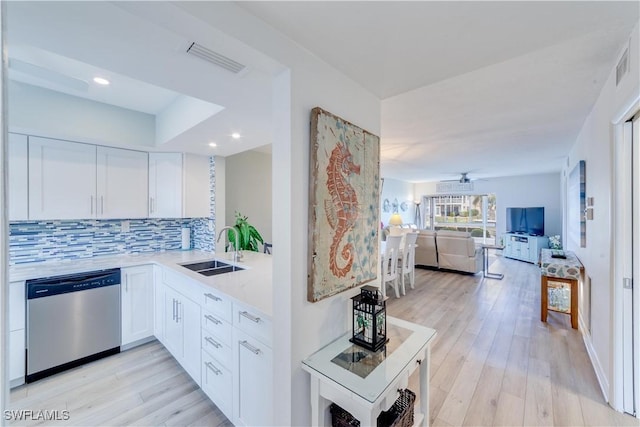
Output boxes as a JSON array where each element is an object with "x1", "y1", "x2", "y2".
[
  {"x1": 388, "y1": 213, "x2": 403, "y2": 237},
  {"x1": 389, "y1": 213, "x2": 403, "y2": 226}
]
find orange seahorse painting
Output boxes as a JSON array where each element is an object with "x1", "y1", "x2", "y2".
[{"x1": 325, "y1": 132, "x2": 361, "y2": 278}]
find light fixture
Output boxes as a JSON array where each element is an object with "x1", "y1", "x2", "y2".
[
  {"x1": 93, "y1": 77, "x2": 110, "y2": 85},
  {"x1": 389, "y1": 213, "x2": 403, "y2": 226},
  {"x1": 208, "y1": 142, "x2": 217, "y2": 147},
  {"x1": 231, "y1": 133, "x2": 241, "y2": 139}
]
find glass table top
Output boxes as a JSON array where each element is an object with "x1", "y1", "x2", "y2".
[{"x1": 302, "y1": 316, "x2": 437, "y2": 404}]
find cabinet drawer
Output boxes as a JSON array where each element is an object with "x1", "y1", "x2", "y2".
[
  {"x1": 202, "y1": 311, "x2": 232, "y2": 346},
  {"x1": 201, "y1": 332, "x2": 232, "y2": 368},
  {"x1": 201, "y1": 351, "x2": 233, "y2": 419},
  {"x1": 202, "y1": 289, "x2": 232, "y2": 322},
  {"x1": 233, "y1": 304, "x2": 272, "y2": 347}
]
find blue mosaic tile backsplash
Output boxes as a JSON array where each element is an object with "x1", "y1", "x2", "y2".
[{"x1": 9, "y1": 157, "x2": 217, "y2": 265}]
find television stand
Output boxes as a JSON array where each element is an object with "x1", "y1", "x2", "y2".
[{"x1": 503, "y1": 233, "x2": 549, "y2": 263}]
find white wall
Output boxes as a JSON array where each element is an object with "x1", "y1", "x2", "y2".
[
  {"x1": 564, "y1": 22, "x2": 640, "y2": 402},
  {"x1": 8, "y1": 81, "x2": 155, "y2": 147},
  {"x1": 176, "y1": 4, "x2": 381, "y2": 425},
  {"x1": 381, "y1": 177, "x2": 415, "y2": 226},
  {"x1": 414, "y1": 172, "x2": 562, "y2": 239},
  {"x1": 224, "y1": 149, "x2": 272, "y2": 245}
]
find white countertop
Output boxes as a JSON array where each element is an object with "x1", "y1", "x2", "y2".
[{"x1": 9, "y1": 250, "x2": 273, "y2": 317}]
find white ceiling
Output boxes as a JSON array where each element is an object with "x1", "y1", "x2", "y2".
[
  {"x1": 6, "y1": 1, "x2": 640, "y2": 182},
  {"x1": 6, "y1": 1, "x2": 283, "y2": 157},
  {"x1": 242, "y1": 1, "x2": 639, "y2": 182}
]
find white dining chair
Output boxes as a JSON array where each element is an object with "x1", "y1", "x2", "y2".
[
  {"x1": 382, "y1": 235, "x2": 402, "y2": 299},
  {"x1": 399, "y1": 232, "x2": 419, "y2": 294}
]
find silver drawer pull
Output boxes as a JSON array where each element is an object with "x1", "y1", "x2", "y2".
[
  {"x1": 205, "y1": 293, "x2": 222, "y2": 302},
  {"x1": 205, "y1": 361, "x2": 222, "y2": 375},
  {"x1": 240, "y1": 311, "x2": 261, "y2": 323},
  {"x1": 204, "y1": 314, "x2": 221, "y2": 325},
  {"x1": 205, "y1": 336, "x2": 222, "y2": 348},
  {"x1": 240, "y1": 340, "x2": 261, "y2": 355}
]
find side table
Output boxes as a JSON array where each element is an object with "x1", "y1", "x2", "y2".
[
  {"x1": 302, "y1": 316, "x2": 437, "y2": 426},
  {"x1": 539, "y1": 249, "x2": 583, "y2": 329},
  {"x1": 481, "y1": 244, "x2": 504, "y2": 279}
]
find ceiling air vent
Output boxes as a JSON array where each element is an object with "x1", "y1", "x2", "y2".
[
  {"x1": 186, "y1": 42, "x2": 246, "y2": 74},
  {"x1": 616, "y1": 45, "x2": 629, "y2": 86},
  {"x1": 436, "y1": 182, "x2": 474, "y2": 193}
]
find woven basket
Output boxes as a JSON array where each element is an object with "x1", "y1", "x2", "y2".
[
  {"x1": 330, "y1": 403, "x2": 360, "y2": 427},
  {"x1": 377, "y1": 389, "x2": 416, "y2": 427}
]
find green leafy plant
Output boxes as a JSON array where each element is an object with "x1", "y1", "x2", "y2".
[{"x1": 228, "y1": 212, "x2": 264, "y2": 252}]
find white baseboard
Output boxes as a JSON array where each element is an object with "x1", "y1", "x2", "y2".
[{"x1": 580, "y1": 315, "x2": 610, "y2": 402}]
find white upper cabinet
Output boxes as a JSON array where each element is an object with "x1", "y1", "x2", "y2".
[
  {"x1": 149, "y1": 153, "x2": 182, "y2": 218},
  {"x1": 28, "y1": 136, "x2": 97, "y2": 220},
  {"x1": 8, "y1": 133, "x2": 28, "y2": 221},
  {"x1": 183, "y1": 153, "x2": 210, "y2": 218},
  {"x1": 97, "y1": 146, "x2": 148, "y2": 219},
  {"x1": 149, "y1": 152, "x2": 210, "y2": 218}
]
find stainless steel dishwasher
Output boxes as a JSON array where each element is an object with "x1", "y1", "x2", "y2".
[{"x1": 26, "y1": 268, "x2": 121, "y2": 383}]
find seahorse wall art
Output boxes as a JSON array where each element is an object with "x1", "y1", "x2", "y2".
[{"x1": 308, "y1": 107, "x2": 380, "y2": 303}]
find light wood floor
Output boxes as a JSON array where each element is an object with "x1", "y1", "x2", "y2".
[
  {"x1": 9, "y1": 255, "x2": 639, "y2": 426},
  {"x1": 9, "y1": 341, "x2": 231, "y2": 427},
  {"x1": 391, "y1": 254, "x2": 639, "y2": 427}
]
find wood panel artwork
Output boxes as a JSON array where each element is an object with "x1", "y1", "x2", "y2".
[{"x1": 308, "y1": 107, "x2": 380, "y2": 302}]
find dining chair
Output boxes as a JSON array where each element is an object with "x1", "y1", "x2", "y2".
[
  {"x1": 382, "y1": 235, "x2": 402, "y2": 299},
  {"x1": 399, "y1": 232, "x2": 419, "y2": 293}
]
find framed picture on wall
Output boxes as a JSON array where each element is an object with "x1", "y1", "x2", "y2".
[{"x1": 307, "y1": 107, "x2": 380, "y2": 302}]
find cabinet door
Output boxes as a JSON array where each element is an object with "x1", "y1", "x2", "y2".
[
  {"x1": 180, "y1": 295, "x2": 201, "y2": 385},
  {"x1": 183, "y1": 153, "x2": 210, "y2": 218},
  {"x1": 153, "y1": 268, "x2": 165, "y2": 343},
  {"x1": 97, "y1": 147, "x2": 148, "y2": 219},
  {"x1": 234, "y1": 329, "x2": 273, "y2": 427},
  {"x1": 149, "y1": 153, "x2": 182, "y2": 218},
  {"x1": 163, "y1": 286, "x2": 184, "y2": 358},
  {"x1": 121, "y1": 265, "x2": 154, "y2": 346},
  {"x1": 8, "y1": 133, "x2": 28, "y2": 220},
  {"x1": 28, "y1": 136, "x2": 96, "y2": 220},
  {"x1": 10, "y1": 329, "x2": 25, "y2": 384}
]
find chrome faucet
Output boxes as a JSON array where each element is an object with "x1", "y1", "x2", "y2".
[{"x1": 217, "y1": 226, "x2": 242, "y2": 262}]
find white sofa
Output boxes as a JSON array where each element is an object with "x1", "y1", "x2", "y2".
[{"x1": 414, "y1": 230, "x2": 482, "y2": 274}]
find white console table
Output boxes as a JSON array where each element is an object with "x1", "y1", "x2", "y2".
[
  {"x1": 503, "y1": 233, "x2": 548, "y2": 263},
  {"x1": 302, "y1": 316, "x2": 437, "y2": 426}
]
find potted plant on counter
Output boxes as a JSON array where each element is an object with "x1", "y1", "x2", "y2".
[{"x1": 227, "y1": 212, "x2": 264, "y2": 252}]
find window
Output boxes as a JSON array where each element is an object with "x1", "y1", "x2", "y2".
[{"x1": 421, "y1": 194, "x2": 496, "y2": 244}]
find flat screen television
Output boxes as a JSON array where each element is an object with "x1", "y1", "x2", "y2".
[{"x1": 506, "y1": 207, "x2": 545, "y2": 236}]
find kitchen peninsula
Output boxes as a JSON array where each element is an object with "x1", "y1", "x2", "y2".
[{"x1": 9, "y1": 249, "x2": 273, "y2": 426}]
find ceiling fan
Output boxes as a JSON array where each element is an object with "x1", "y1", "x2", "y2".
[
  {"x1": 441, "y1": 172, "x2": 475, "y2": 183},
  {"x1": 458, "y1": 172, "x2": 471, "y2": 183}
]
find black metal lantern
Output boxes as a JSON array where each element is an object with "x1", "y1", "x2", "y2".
[{"x1": 350, "y1": 285, "x2": 388, "y2": 352}]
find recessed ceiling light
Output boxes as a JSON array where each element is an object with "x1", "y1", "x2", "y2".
[
  {"x1": 208, "y1": 142, "x2": 217, "y2": 147},
  {"x1": 231, "y1": 133, "x2": 241, "y2": 139},
  {"x1": 93, "y1": 77, "x2": 110, "y2": 85}
]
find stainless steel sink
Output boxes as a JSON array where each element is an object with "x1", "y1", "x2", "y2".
[{"x1": 180, "y1": 260, "x2": 245, "y2": 276}]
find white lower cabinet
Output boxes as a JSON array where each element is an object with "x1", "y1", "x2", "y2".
[
  {"x1": 10, "y1": 330, "x2": 25, "y2": 386},
  {"x1": 153, "y1": 267, "x2": 165, "y2": 343},
  {"x1": 9, "y1": 281, "x2": 25, "y2": 387},
  {"x1": 163, "y1": 284, "x2": 201, "y2": 385},
  {"x1": 234, "y1": 328, "x2": 273, "y2": 427},
  {"x1": 202, "y1": 350, "x2": 233, "y2": 419},
  {"x1": 121, "y1": 266, "x2": 154, "y2": 346}
]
